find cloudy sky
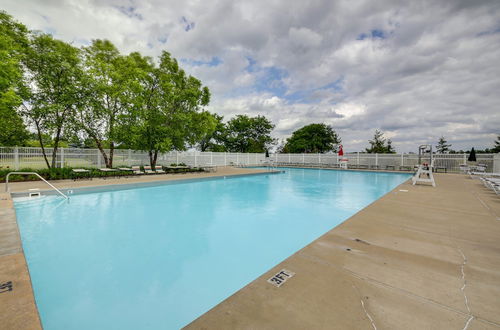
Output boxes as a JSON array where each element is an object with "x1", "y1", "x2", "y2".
[{"x1": 3, "y1": 0, "x2": 500, "y2": 152}]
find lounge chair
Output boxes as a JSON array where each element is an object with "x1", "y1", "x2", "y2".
[
  {"x1": 155, "y1": 166, "x2": 166, "y2": 174},
  {"x1": 143, "y1": 165, "x2": 155, "y2": 174},
  {"x1": 72, "y1": 168, "x2": 91, "y2": 180},
  {"x1": 480, "y1": 177, "x2": 500, "y2": 195},
  {"x1": 117, "y1": 167, "x2": 134, "y2": 177},
  {"x1": 98, "y1": 168, "x2": 120, "y2": 179},
  {"x1": 131, "y1": 166, "x2": 145, "y2": 175},
  {"x1": 99, "y1": 168, "x2": 118, "y2": 172},
  {"x1": 165, "y1": 165, "x2": 190, "y2": 174},
  {"x1": 201, "y1": 164, "x2": 217, "y2": 172}
]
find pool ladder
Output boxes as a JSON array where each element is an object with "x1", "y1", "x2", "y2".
[
  {"x1": 264, "y1": 160, "x2": 277, "y2": 171},
  {"x1": 5, "y1": 172, "x2": 69, "y2": 200}
]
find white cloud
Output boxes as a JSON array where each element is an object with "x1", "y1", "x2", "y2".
[
  {"x1": 2, "y1": 0, "x2": 500, "y2": 152},
  {"x1": 289, "y1": 27, "x2": 323, "y2": 49}
]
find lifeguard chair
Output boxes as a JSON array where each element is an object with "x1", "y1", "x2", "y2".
[
  {"x1": 412, "y1": 144, "x2": 435, "y2": 187},
  {"x1": 338, "y1": 144, "x2": 348, "y2": 169}
]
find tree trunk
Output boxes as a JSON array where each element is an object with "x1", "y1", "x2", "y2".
[
  {"x1": 94, "y1": 139, "x2": 109, "y2": 169},
  {"x1": 200, "y1": 138, "x2": 209, "y2": 152},
  {"x1": 50, "y1": 127, "x2": 62, "y2": 168},
  {"x1": 35, "y1": 121, "x2": 51, "y2": 169},
  {"x1": 149, "y1": 150, "x2": 158, "y2": 168},
  {"x1": 108, "y1": 141, "x2": 114, "y2": 168}
]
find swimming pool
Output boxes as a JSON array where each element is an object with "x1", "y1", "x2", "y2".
[{"x1": 14, "y1": 168, "x2": 410, "y2": 329}]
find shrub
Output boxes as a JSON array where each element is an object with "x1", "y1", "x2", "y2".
[{"x1": 0, "y1": 166, "x2": 205, "y2": 182}]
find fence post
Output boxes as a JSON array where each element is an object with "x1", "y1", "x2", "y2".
[
  {"x1": 318, "y1": 153, "x2": 321, "y2": 164},
  {"x1": 236, "y1": 153, "x2": 239, "y2": 164},
  {"x1": 60, "y1": 147, "x2": 65, "y2": 168},
  {"x1": 128, "y1": 149, "x2": 132, "y2": 166},
  {"x1": 493, "y1": 153, "x2": 500, "y2": 173},
  {"x1": 375, "y1": 153, "x2": 378, "y2": 167},
  {"x1": 463, "y1": 153, "x2": 467, "y2": 164},
  {"x1": 210, "y1": 152, "x2": 213, "y2": 165},
  {"x1": 288, "y1": 153, "x2": 291, "y2": 163},
  {"x1": 14, "y1": 147, "x2": 19, "y2": 170},
  {"x1": 336, "y1": 153, "x2": 339, "y2": 165},
  {"x1": 194, "y1": 152, "x2": 197, "y2": 167},
  {"x1": 357, "y1": 152, "x2": 359, "y2": 166},
  {"x1": 303, "y1": 153, "x2": 305, "y2": 164},
  {"x1": 224, "y1": 152, "x2": 227, "y2": 166},
  {"x1": 97, "y1": 149, "x2": 101, "y2": 168}
]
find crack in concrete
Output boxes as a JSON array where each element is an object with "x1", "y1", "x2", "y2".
[
  {"x1": 299, "y1": 252, "x2": 500, "y2": 328},
  {"x1": 360, "y1": 297, "x2": 377, "y2": 330},
  {"x1": 458, "y1": 248, "x2": 475, "y2": 330},
  {"x1": 463, "y1": 316, "x2": 474, "y2": 330},
  {"x1": 352, "y1": 284, "x2": 377, "y2": 330},
  {"x1": 458, "y1": 249, "x2": 471, "y2": 314}
]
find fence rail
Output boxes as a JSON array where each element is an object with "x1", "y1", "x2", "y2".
[{"x1": 0, "y1": 147, "x2": 497, "y2": 173}]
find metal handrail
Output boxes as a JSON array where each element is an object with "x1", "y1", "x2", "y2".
[{"x1": 5, "y1": 172, "x2": 69, "y2": 199}]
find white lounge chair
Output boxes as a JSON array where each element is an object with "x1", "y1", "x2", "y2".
[
  {"x1": 143, "y1": 165, "x2": 155, "y2": 174},
  {"x1": 72, "y1": 168, "x2": 91, "y2": 180},
  {"x1": 480, "y1": 177, "x2": 500, "y2": 195},
  {"x1": 131, "y1": 166, "x2": 145, "y2": 175},
  {"x1": 201, "y1": 164, "x2": 217, "y2": 172},
  {"x1": 98, "y1": 168, "x2": 121, "y2": 179},
  {"x1": 459, "y1": 164, "x2": 469, "y2": 174},
  {"x1": 118, "y1": 167, "x2": 134, "y2": 172},
  {"x1": 155, "y1": 166, "x2": 166, "y2": 174}
]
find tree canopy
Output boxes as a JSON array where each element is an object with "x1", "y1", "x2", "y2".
[
  {"x1": 222, "y1": 115, "x2": 275, "y2": 153},
  {"x1": 198, "y1": 114, "x2": 225, "y2": 152},
  {"x1": 283, "y1": 123, "x2": 341, "y2": 153},
  {"x1": 366, "y1": 129, "x2": 395, "y2": 153},
  {"x1": 22, "y1": 33, "x2": 81, "y2": 168},
  {"x1": 436, "y1": 136, "x2": 451, "y2": 154},
  {"x1": 123, "y1": 51, "x2": 213, "y2": 166},
  {"x1": 0, "y1": 11, "x2": 29, "y2": 146},
  {"x1": 493, "y1": 135, "x2": 500, "y2": 153},
  {"x1": 0, "y1": 10, "x2": 216, "y2": 168}
]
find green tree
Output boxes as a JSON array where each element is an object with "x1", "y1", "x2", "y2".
[
  {"x1": 386, "y1": 138, "x2": 395, "y2": 153},
  {"x1": 436, "y1": 136, "x2": 451, "y2": 153},
  {"x1": 283, "y1": 123, "x2": 340, "y2": 153},
  {"x1": 492, "y1": 135, "x2": 500, "y2": 153},
  {"x1": 223, "y1": 115, "x2": 275, "y2": 153},
  {"x1": 124, "y1": 51, "x2": 212, "y2": 167},
  {"x1": 198, "y1": 114, "x2": 226, "y2": 151},
  {"x1": 0, "y1": 11, "x2": 29, "y2": 146},
  {"x1": 22, "y1": 33, "x2": 81, "y2": 168},
  {"x1": 75, "y1": 39, "x2": 135, "y2": 168},
  {"x1": 366, "y1": 129, "x2": 395, "y2": 153},
  {"x1": 0, "y1": 105, "x2": 29, "y2": 146}
]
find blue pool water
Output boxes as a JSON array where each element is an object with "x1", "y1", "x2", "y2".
[{"x1": 14, "y1": 168, "x2": 410, "y2": 329}]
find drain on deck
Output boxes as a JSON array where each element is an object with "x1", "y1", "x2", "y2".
[{"x1": 354, "y1": 238, "x2": 370, "y2": 245}]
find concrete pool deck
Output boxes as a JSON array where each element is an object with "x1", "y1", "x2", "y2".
[
  {"x1": 186, "y1": 173, "x2": 500, "y2": 330},
  {"x1": 0, "y1": 169, "x2": 499, "y2": 329}
]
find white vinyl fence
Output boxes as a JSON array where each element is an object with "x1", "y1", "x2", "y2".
[
  {"x1": 0, "y1": 147, "x2": 268, "y2": 169},
  {"x1": 272, "y1": 152, "x2": 496, "y2": 173},
  {"x1": 0, "y1": 146, "x2": 497, "y2": 173}
]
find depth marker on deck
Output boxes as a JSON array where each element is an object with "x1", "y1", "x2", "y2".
[{"x1": 267, "y1": 269, "x2": 295, "y2": 287}]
